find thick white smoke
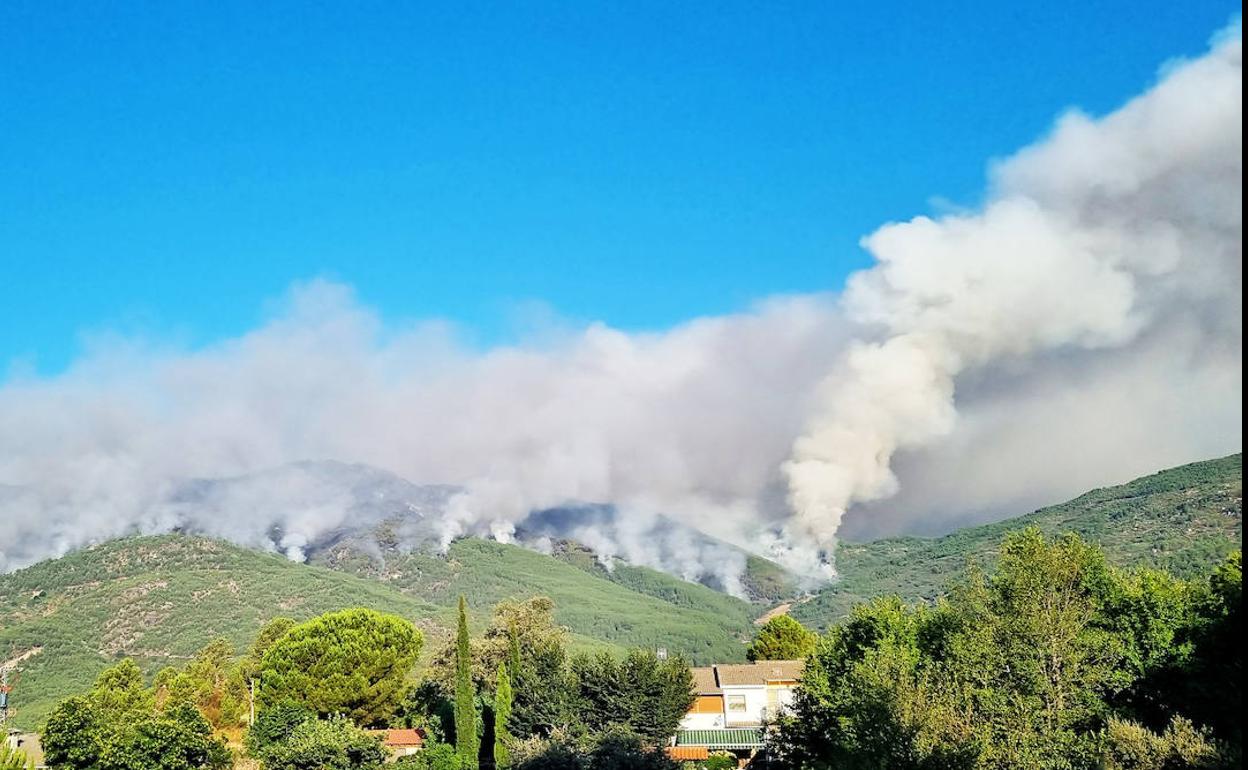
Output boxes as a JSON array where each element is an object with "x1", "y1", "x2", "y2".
[
  {"x1": 781, "y1": 27, "x2": 1242, "y2": 571},
  {"x1": 0, "y1": 288, "x2": 846, "y2": 575},
  {"x1": 0, "y1": 25, "x2": 1241, "y2": 582}
]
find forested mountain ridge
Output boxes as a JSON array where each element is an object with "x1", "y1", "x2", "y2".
[
  {"x1": 1, "y1": 453, "x2": 1239, "y2": 732},
  {"x1": 795, "y1": 453, "x2": 1242, "y2": 628},
  {"x1": 0, "y1": 535, "x2": 756, "y2": 731}
]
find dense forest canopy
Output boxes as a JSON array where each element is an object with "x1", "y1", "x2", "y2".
[{"x1": 766, "y1": 530, "x2": 1242, "y2": 770}]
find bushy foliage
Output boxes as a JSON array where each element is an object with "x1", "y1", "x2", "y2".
[
  {"x1": 1175, "y1": 552, "x2": 1241, "y2": 758},
  {"x1": 586, "y1": 728, "x2": 681, "y2": 770},
  {"x1": 95, "y1": 702, "x2": 232, "y2": 770},
  {"x1": 512, "y1": 739, "x2": 585, "y2": 770},
  {"x1": 42, "y1": 696, "x2": 106, "y2": 768},
  {"x1": 1102, "y1": 716, "x2": 1219, "y2": 770},
  {"x1": 394, "y1": 742, "x2": 467, "y2": 770},
  {"x1": 768, "y1": 531, "x2": 1242, "y2": 770},
  {"x1": 510, "y1": 729, "x2": 680, "y2": 770},
  {"x1": 701, "y1": 751, "x2": 737, "y2": 770},
  {"x1": 396, "y1": 680, "x2": 452, "y2": 741},
  {"x1": 259, "y1": 607, "x2": 422, "y2": 725},
  {"x1": 426, "y1": 596, "x2": 695, "y2": 764},
  {"x1": 154, "y1": 638, "x2": 248, "y2": 728},
  {"x1": 571, "y1": 649, "x2": 695, "y2": 745},
  {"x1": 245, "y1": 702, "x2": 315, "y2": 756},
  {"x1": 88, "y1": 659, "x2": 153, "y2": 725},
  {"x1": 0, "y1": 744, "x2": 33, "y2": 770},
  {"x1": 747, "y1": 615, "x2": 816, "y2": 661},
  {"x1": 41, "y1": 664, "x2": 230, "y2": 770},
  {"x1": 255, "y1": 715, "x2": 387, "y2": 770},
  {"x1": 238, "y1": 617, "x2": 297, "y2": 683}
]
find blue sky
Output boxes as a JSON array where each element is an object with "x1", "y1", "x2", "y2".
[{"x1": 1, "y1": 1, "x2": 1239, "y2": 374}]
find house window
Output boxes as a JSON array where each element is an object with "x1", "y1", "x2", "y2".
[{"x1": 727, "y1": 695, "x2": 747, "y2": 712}]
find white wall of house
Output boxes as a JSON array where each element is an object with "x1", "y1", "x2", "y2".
[
  {"x1": 774, "y1": 686, "x2": 796, "y2": 712},
  {"x1": 678, "y1": 662, "x2": 802, "y2": 737},
  {"x1": 722, "y1": 684, "x2": 769, "y2": 726},
  {"x1": 679, "y1": 710, "x2": 726, "y2": 730}
]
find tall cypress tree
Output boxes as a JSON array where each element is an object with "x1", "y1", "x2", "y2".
[
  {"x1": 455, "y1": 596, "x2": 478, "y2": 769},
  {"x1": 494, "y1": 662, "x2": 513, "y2": 770}
]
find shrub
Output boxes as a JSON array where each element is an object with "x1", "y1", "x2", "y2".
[
  {"x1": 0, "y1": 744, "x2": 33, "y2": 770},
  {"x1": 257, "y1": 716, "x2": 387, "y2": 770},
  {"x1": 394, "y1": 742, "x2": 467, "y2": 770}
]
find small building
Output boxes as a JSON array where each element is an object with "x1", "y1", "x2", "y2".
[
  {"x1": 672, "y1": 660, "x2": 803, "y2": 762},
  {"x1": 5, "y1": 731, "x2": 46, "y2": 769},
  {"x1": 683, "y1": 666, "x2": 728, "y2": 730},
  {"x1": 368, "y1": 728, "x2": 425, "y2": 761}
]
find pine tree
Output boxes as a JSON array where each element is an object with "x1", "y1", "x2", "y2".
[
  {"x1": 494, "y1": 662, "x2": 513, "y2": 770},
  {"x1": 455, "y1": 596, "x2": 479, "y2": 769},
  {"x1": 746, "y1": 614, "x2": 816, "y2": 661}
]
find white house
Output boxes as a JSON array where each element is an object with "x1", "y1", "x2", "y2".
[{"x1": 671, "y1": 660, "x2": 803, "y2": 760}]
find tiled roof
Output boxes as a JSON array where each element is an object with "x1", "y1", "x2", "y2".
[
  {"x1": 667, "y1": 746, "x2": 711, "y2": 760},
  {"x1": 691, "y1": 666, "x2": 721, "y2": 694},
  {"x1": 714, "y1": 660, "x2": 803, "y2": 686},
  {"x1": 369, "y1": 728, "x2": 424, "y2": 747}
]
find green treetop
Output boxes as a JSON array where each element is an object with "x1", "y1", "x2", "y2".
[
  {"x1": 259, "y1": 607, "x2": 422, "y2": 725},
  {"x1": 747, "y1": 614, "x2": 816, "y2": 661},
  {"x1": 0, "y1": 743, "x2": 32, "y2": 770}
]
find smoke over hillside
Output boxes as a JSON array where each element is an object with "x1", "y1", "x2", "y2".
[
  {"x1": 780, "y1": 25, "x2": 1243, "y2": 571},
  {"x1": 0, "y1": 26, "x2": 1241, "y2": 580}
]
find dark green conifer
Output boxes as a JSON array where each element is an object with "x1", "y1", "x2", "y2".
[
  {"x1": 454, "y1": 596, "x2": 479, "y2": 769},
  {"x1": 494, "y1": 662, "x2": 513, "y2": 770}
]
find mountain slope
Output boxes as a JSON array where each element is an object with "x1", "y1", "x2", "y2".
[
  {"x1": 794, "y1": 453, "x2": 1243, "y2": 629},
  {"x1": 3, "y1": 454, "x2": 1239, "y2": 729},
  {"x1": 311, "y1": 536, "x2": 757, "y2": 659},
  {"x1": 0, "y1": 535, "x2": 757, "y2": 730},
  {"x1": 0, "y1": 536, "x2": 450, "y2": 730}
]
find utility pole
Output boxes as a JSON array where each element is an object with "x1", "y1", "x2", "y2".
[
  {"x1": 0, "y1": 668, "x2": 10, "y2": 729},
  {"x1": 248, "y1": 678, "x2": 256, "y2": 727}
]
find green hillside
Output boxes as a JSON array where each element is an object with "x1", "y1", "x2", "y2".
[
  {"x1": 794, "y1": 453, "x2": 1243, "y2": 629},
  {"x1": 0, "y1": 536, "x2": 451, "y2": 730},
  {"x1": 3, "y1": 453, "x2": 1240, "y2": 731},
  {"x1": 543, "y1": 538, "x2": 799, "y2": 607},
  {"x1": 311, "y1": 536, "x2": 757, "y2": 661},
  {"x1": 1, "y1": 535, "x2": 757, "y2": 731}
]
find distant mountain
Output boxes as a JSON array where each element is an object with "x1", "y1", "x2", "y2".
[
  {"x1": 794, "y1": 453, "x2": 1242, "y2": 629},
  {"x1": 166, "y1": 461, "x2": 797, "y2": 603},
  {"x1": 164, "y1": 460, "x2": 459, "y2": 558}
]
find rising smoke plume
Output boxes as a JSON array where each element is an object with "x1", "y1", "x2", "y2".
[
  {"x1": 0, "y1": 25, "x2": 1241, "y2": 581},
  {"x1": 781, "y1": 26, "x2": 1242, "y2": 573}
]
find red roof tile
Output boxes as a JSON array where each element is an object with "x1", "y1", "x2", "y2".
[
  {"x1": 370, "y1": 728, "x2": 424, "y2": 747},
  {"x1": 667, "y1": 746, "x2": 711, "y2": 760}
]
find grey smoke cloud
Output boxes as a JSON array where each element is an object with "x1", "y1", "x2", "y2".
[{"x1": 0, "y1": 25, "x2": 1241, "y2": 581}]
